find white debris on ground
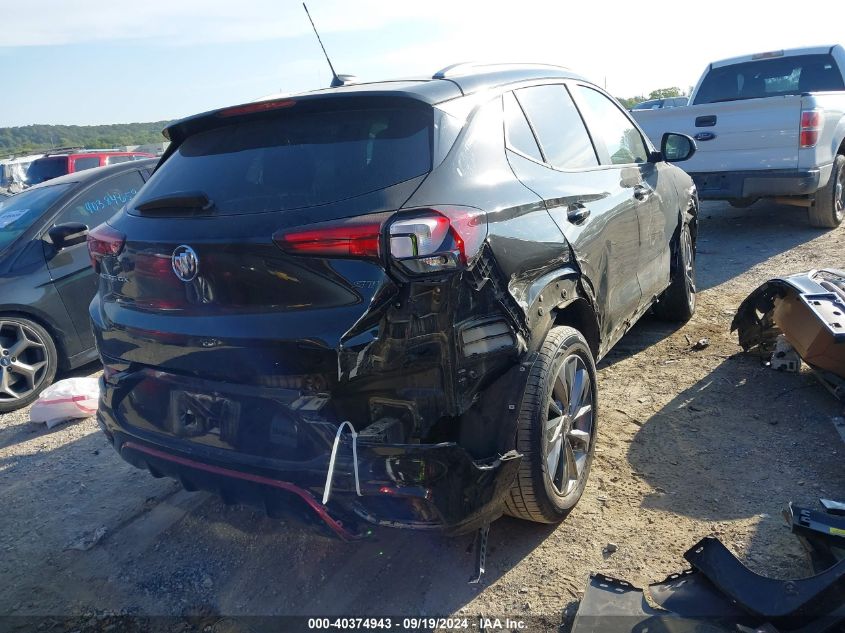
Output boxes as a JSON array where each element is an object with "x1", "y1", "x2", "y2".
[{"x1": 29, "y1": 377, "x2": 99, "y2": 429}]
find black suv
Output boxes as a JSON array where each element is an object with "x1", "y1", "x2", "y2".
[
  {"x1": 90, "y1": 64, "x2": 698, "y2": 537},
  {"x1": 0, "y1": 160, "x2": 156, "y2": 412}
]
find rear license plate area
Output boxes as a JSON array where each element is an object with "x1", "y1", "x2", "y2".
[
  {"x1": 699, "y1": 174, "x2": 725, "y2": 191},
  {"x1": 169, "y1": 390, "x2": 240, "y2": 441}
]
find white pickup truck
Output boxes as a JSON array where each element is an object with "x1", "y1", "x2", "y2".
[{"x1": 633, "y1": 45, "x2": 845, "y2": 228}]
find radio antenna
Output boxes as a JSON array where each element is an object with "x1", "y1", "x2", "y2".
[{"x1": 302, "y1": 3, "x2": 346, "y2": 88}]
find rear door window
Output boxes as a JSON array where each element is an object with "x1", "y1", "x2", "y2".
[
  {"x1": 513, "y1": 85, "x2": 598, "y2": 170},
  {"x1": 133, "y1": 106, "x2": 433, "y2": 216},
  {"x1": 574, "y1": 86, "x2": 649, "y2": 165},
  {"x1": 693, "y1": 54, "x2": 845, "y2": 104},
  {"x1": 55, "y1": 170, "x2": 145, "y2": 227}
]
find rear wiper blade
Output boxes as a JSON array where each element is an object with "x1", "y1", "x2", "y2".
[{"x1": 136, "y1": 191, "x2": 215, "y2": 213}]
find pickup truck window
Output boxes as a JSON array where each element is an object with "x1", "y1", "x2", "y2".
[
  {"x1": 73, "y1": 156, "x2": 101, "y2": 172},
  {"x1": 694, "y1": 54, "x2": 845, "y2": 105},
  {"x1": 575, "y1": 86, "x2": 648, "y2": 166}
]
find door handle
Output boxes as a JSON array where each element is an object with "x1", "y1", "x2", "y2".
[
  {"x1": 567, "y1": 203, "x2": 591, "y2": 224},
  {"x1": 633, "y1": 185, "x2": 652, "y2": 201}
]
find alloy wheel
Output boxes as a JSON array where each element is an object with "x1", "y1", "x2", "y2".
[
  {"x1": 835, "y1": 163, "x2": 844, "y2": 222},
  {"x1": 0, "y1": 321, "x2": 49, "y2": 403},
  {"x1": 682, "y1": 224, "x2": 696, "y2": 312},
  {"x1": 543, "y1": 354, "x2": 595, "y2": 496}
]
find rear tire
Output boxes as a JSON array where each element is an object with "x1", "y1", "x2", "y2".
[
  {"x1": 653, "y1": 218, "x2": 696, "y2": 322},
  {"x1": 504, "y1": 326, "x2": 598, "y2": 524},
  {"x1": 0, "y1": 316, "x2": 57, "y2": 413},
  {"x1": 808, "y1": 154, "x2": 845, "y2": 229}
]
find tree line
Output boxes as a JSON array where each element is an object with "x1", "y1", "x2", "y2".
[
  {"x1": 0, "y1": 121, "x2": 173, "y2": 156},
  {"x1": 615, "y1": 87, "x2": 686, "y2": 109}
]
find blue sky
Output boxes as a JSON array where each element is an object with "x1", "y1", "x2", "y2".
[{"x1": 1, "y1": 0, "x2": 843, "y2": 127}]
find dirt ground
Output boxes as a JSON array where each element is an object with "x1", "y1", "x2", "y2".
[{"x1": 1, "y1": 199, "x2": 844, "y2": 632}]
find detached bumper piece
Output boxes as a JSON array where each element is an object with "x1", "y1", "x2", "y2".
[
  {"x1": 573, "y1": 508, "x2": 845, "y2": 633},
  {"x1": 732, "y1": 269, "x2": 845, "y2": 395},
  {"x1": 786, "y1": 501, "x2": 845, "y2": 574}
]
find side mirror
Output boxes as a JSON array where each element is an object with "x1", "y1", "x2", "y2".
[
  {"x1": 47, "y1": 222, "x2": 89, "y2": 250},
  {"x1": 660, "y1": 133, "x2": 697, "y2": 162}
]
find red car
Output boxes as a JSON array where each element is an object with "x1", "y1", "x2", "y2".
[{"x1": 27, "y1": 151, "x2": 156, "y2": 185}]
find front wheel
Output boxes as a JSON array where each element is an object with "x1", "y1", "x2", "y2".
[
  {"x1": 0, "y1": 317, "x2": 57, "y2": 413},
  {"x1": 504, "y1": 326, "x2": 598, "y2": 524},
  {"x1": 808, "y1": 154, "x2": 844, "y2": 229},
  {"x1": 653, "y1": 219, "x2": 696, "y2": 322}
]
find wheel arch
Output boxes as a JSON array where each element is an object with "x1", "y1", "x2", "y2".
[
  {"x1": 552, "y1": 299, "x2": 601, "y2": 361},
  {"x1": 522, "y1": 267, "x2": 602, "y2": 361}
]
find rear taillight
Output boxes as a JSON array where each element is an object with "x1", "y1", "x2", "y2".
[
  {"x1": 87, "y1": 223, "x2": 126, "y2": 272},
  {"x1": 273, "y1": 214, "x2": 389, "y2": 259},
  {"x1": 800, "y1": 110, "x2": 822, "y2": 148},
  {"x1": 272, "y1": 206, "x2": 488, "y2": 275},
  {"x1": 388, "y1": 207, "x2": 487, "y2": 274}
]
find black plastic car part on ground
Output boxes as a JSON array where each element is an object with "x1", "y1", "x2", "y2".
[
  {"x1": 572, "y1": 501, "x2": 845, "y2": 633},
  {"x1": 0, "y1": 159, "x2": 157, "y2": 412},
  {"x1": 787, "y1": 502, "x2": 845, "y2": 573},
  {"x1": 731, "y1": 268, "x2": 845, "y2": 380},
  {"x1": 90, "y1": 63, "x2": 699, "y2": 536}
]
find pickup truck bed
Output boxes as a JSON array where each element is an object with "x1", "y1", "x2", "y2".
[{"x1": 633, "y1": 45, "x2": 845, "y2": 228}]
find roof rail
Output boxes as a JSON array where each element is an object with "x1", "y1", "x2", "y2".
[
  {"x1": 42, "y1": 147, "x2": 126, "y2": 156},
  {"x1": 433, "y1": 62, "x2": 570, "y2": 80},
  {"x1": 42, "y1": 147, "x2": 84, "y2": 156}
]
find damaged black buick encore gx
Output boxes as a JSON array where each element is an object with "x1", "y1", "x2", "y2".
[{"x1": 89, "y1": 63, "x2": 698, "y2": 539}]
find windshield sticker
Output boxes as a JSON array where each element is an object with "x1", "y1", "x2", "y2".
[
  {"x1": 83, "y1": 189, "x2": 138, "y2": 215},
  {"x1": 0, "y1": 209, "x2": 29, "y2": 229}
]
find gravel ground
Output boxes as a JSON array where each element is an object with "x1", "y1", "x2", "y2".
[{"x1": 1, "y1": 199, "x2": 843, "y2": 632}]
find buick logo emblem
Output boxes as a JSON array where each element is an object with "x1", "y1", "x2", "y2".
[{"x1": 172, "y1": 245, "x2": 199, "y2": 282}]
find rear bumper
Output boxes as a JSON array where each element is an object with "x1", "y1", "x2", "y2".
[
  {"x1": 690, "y1": 168, "x2": 821, "y2": 200},
  {"x1": 96, "y1": 378, "x2": 522, "y2": 537}
]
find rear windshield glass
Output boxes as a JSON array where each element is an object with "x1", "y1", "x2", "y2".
[
  {"x1": 27, "y1": 157, "x2": 69, "y2": 185},
  {"x1": 694, "y1": 54, "x2": 845, "y2": 105},
  {"x1": 631, "y1": 100, "x2": 661, "y2": 110},
  {"x1": 0, "y1": 183, "x2": 71, "y2": 252},
  {"x1": 134, "y1": 107, "x2": 433, "y2": 216}
]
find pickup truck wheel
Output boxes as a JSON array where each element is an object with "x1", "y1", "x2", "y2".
[
  {"x1": 652, "y1": 219, "x2": 696, "y2": 322},
  {"x1": 0, "y1": 317, "x2": 57, "y2": 413},
  {"x1": 808, "y1": 154, "x2": 845, "y2": 228},
  {"x1": 504, "y1": 326, "x2": 598, "y2": 524}
]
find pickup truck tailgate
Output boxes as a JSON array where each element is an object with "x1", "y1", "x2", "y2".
[{"x1": 634, "y1": 96, "x2": 803, "y2": 173}]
